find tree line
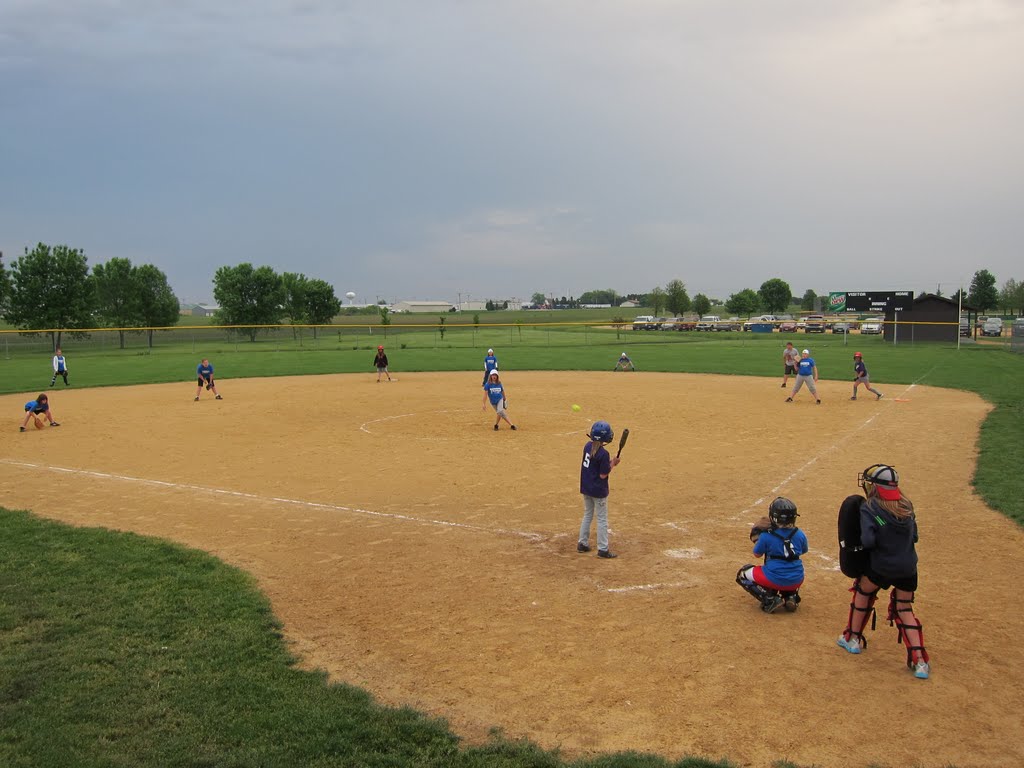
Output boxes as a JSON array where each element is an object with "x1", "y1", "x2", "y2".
[
  {"x1": 533, "y1": 268, "x2": 1024, "y2": 317},
  {"x1": 0, "y1": 245, "x2": 343, "y2": 349}
]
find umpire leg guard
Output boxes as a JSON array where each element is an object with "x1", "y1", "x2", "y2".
[
  {"x1": 841, "y1": 577, "x2": 879, "y2": 650},
  {"x1": 888, "y1": 591, "x2": 929, "y2": 667}
]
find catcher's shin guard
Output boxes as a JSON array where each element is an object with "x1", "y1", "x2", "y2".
[
  {"x1": 888, "y1": 591, "x2": 929, "y2": 667},
  {"x1": 841, "y1": 578, "x2": 879, "y2": 649},
  {"x1": 736, "y1": 565, "x2": 770, "y2": 603}
]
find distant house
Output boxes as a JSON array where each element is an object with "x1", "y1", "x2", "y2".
[
  {"x1": 391, "y1": 300, "x2": 456, "y2": 313},
  {"x1": 454, "y1": 301, "x2": 488, "y2": 312},
  {"x1": 883, "y1": 294, "x2": 978, "y2": 343},
  {"x1": 619, "y1": 300, "x2": 640, "y2": 309},
  {"x1": 190, "y1": 304, "x2": 220, "y2": 317}
]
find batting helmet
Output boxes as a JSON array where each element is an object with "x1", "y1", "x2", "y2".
[
  {"x1": 588, "y1": 420, "x2": 614, "y2": 443},
  {"x1": 768, "y1": 497, "x2": 799, "y2": 528},
  {"x1": 853, "y1": 351, "x2": 862, "y2": 358}
]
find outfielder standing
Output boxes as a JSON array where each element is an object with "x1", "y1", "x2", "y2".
[
  {"x1": 836, "y1": 464, "x2": 930, "y2": 680},
  {"x1": 577, "y1": 420, "x2": 620, "y2": 559},
  {"x1": 51, "y1": 346, "x2": 70, "y2": 387},
  {"x1": 613, "y1": 352, "x2": 635, "y2": 371},
  {"x1": 781, "y1": 341, "x2": 799, "y2": 388},
  {"x1": 851, "y1": 352, "x2": 883, "y2": 401},
  {"x1": 786, "y1": 349, "x2": 820, "y2": 404},
  {"x1": 482, "y1": 348, "x2": 498, "y2": 386}
]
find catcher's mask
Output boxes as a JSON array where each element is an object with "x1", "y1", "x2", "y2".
[
  {"x1": 859, "y1": 464, "x2": 901, "y2": 501},
  {"x1": 588, "y1": 420, "x2": 614, "y2": 443},
  {"x1": 768, "y1": 497, "x2": 799, "y2": 528}
]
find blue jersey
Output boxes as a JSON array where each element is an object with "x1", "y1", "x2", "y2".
[
  {"x1": 484, "y1": 381, "x2": 505, "y2": 405},
  {"x1": 854, "y1": 360, "x2": 868, "y2": 378},
  {"x1": 484, "y1": 355, "x2": 498, "y2": 373},
  {"x1": 25, "y1": 400, "x2": 49, "y2": 413},
  {"x1": 753, "y1": 527, "x2": 808, "y2": 587},
  {"x1": 580, "y1": 442, "x2": 612, "y2": 498},
  {"x1": 797, "y1": 357, "x2": 815, "y2": 376},
  {"x1": 197, "y1": 363, "x2": 214, "y2": 378}
]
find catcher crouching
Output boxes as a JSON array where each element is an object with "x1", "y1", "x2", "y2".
[{"x1": 736, "y1": 497, "x2": 807, "y2": 614}]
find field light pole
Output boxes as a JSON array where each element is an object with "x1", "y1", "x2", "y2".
[
  {"x1": 957, "y1": 284, "x2": 963, "y2": 351},
  {"x1": 893, "y1": 309, "x2": 899, "y2": 346}
]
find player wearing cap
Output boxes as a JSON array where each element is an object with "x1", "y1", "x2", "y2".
[
  {"x1": 482, "y1": 369, "x2": 516, "y2": 431},
  {"x1": 851, "y1": 352, "x2": 882, "y2": 401},
  {"x1": 613, "y1": 352, "x2": 635, "y2": 371},
  {"x1": 836, "y1": 464, "x2": 930, "y2": 680},
  {"x1": 482, "y1": 348, "x2": 498, "y2": 385},
  {"x1": 577, "y1": 420, "x2": 621, "y2": 558},
  {"x1": 373, "y1": 345, "x2": 392, "y2": 382},
  {"x1": 786, "y1": 349, "x2": 820, "y2": 404}
]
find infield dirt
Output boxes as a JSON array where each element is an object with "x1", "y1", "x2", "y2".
[{"x1": 2, "y1": 371, "x2": 1022, "y2": 768}]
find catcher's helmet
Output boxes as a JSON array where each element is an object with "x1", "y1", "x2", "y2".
[
  {"x1": 768, "y1": 497, "x2": 799, "y2": 527},
  {"x1": 588, "y1": 420, "x2": 614, "y2": 443}
]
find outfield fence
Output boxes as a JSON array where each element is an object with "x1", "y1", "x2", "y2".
[{"x1": 0, "y1": 319, "x2": 1015, "y2": 359}]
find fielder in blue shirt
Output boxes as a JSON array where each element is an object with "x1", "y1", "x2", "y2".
[
  {"x1": 195, "y1": 359, "x2": 223, "y2": 401},
  {"x1": 786, "y1": 349, "x2": 821, "y2": 404},
  {"x1": 20, "y1": 393, "x2": 61, "y2": 431},
  {"x1": 482, "y1": 348, "x2": 498, "y2": 385},
  {"x1": 482, "y1": 370, "x2": 516, "y2": 431}
]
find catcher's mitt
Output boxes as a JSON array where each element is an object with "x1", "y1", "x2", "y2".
[
  {"x1": 750, "y1": 516, "x2": 772, "y2": 543},
  {"x1": 34, "y1": 416, "x2": 45, "y2": 430}
]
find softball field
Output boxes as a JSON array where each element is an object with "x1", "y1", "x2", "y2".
[{"x1": 1, "y1": 372, "x2": 1022, "y2": 767}]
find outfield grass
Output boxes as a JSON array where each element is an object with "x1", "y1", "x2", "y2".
[{"x1": 1, "y1": 333, "x2": 1018, "y2": 767}]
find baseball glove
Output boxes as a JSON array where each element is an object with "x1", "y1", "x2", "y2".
[
  {"x1": 750, "y1": 516, "x2": 772, "y2": 543},
  {"x1": 34, "y1": 417, "x2": 45, "y2": 430}
]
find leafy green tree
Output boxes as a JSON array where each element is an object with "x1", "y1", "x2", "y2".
[
  {"x1": 531, "y1": 292, "x2": 547, "y2": 306},
  {"x1": 968, "y1": 269, "x2": 998, "y2": 312},
  {"x1": 664, "y1": 280, "x2": 691, "y2": 316},
  {"x1": 998, "y1": 279, "x2": 1017, "y2": 314},
  {"x1": 0, "y1": 251, "x2": 9, "y2": 310},
  {"x1": 134, "y1": 264, "x2": 179, "y2": 348},
  {"x1": 303, "y1": 279, "x2": 341, "y2": 338},
  {"x1": 693, "y1": 293, "x2": 712, "y2": 318},
  {"x1": 438, "y1": 315, "x2": 446, "y2": 340},
  {"x1": 485, "y1": 299, "x2": 496, "y2": 311},
  {"x1": 281, "y1": 272, "x2": 309, "y2": 334},
  {"x1": 212, "y1": 263, "x2": 285, "y2": 341},
  {"x1": 800, "y1": 289, "x2": 818, "y2": 312},
  {"x1": 93, "y1": 258, "x2": 138, "y2": 348},
  {"x1": 6, "y1": 243, "x2": 94, "y2": 349},
  {"x1": 725, "y1": 288, "x2": 762, "y2": 316},
  {"x1": 578, "y1": 289, "x2": 618, "y2": 305},
  {"x1": 648, "y1": 286, "x2": 666, "y2": 316},
  {"x1": 758, "y1": 278, "x2": 793, "y2": 314}
]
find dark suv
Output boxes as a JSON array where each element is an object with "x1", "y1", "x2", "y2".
[{"x1": 804, "y1": 315, "x2": 826, "y2": 333}]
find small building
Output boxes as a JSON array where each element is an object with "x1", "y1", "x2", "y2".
[
  {"x1": 618, "y1": 300, "x2": 640, "y2": 309},
  {"x1": 190, "y1": 304, "x2": 219, "y2": 317},
  {"x1": 883, "y1": 294, "x2": 978, "y2": 343},
  {"x1": 391, "y1": 300, "x2": 456, "y2": 314}
]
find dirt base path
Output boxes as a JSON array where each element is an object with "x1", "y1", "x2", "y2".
[{"x1": 2, "y1": 372, "x2": 1022, "y2": 768}]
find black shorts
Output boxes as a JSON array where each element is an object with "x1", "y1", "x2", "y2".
[
  {"x1": 198, "y1": 377, "x2": 212, "y2": 387},
  {"x1": 25, "y1": 405, "x2": 46, "y2": 414},
  {"x1": 785, "y1": 364, "x2": 797, "y2": 375},
  {"x1": 863, "y1": 566, "x2": 918, "y2": 593}
]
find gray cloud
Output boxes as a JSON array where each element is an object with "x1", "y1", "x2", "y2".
[{"x1": 1, "y1": 0, "x2": 1022, "y2": 302}]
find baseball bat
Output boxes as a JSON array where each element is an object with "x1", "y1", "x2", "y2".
[{"x1": 615, "y1": 428, "x2": 630, "y2": 458}]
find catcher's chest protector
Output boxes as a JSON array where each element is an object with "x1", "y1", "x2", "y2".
[{"x1": 838, "y1": 495, "x2": 869, "y2": 578}]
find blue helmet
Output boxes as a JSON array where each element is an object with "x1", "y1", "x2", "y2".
[{"x1": 588, "y1": 420, "x2": 614, "y2": 443}]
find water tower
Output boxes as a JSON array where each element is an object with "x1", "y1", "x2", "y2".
[{"x1": 345, "y1": 291, "x2": 356, "y2": 306}]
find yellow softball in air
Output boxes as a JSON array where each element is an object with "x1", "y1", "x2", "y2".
[{"x1": 572, "y1": 404, "x2": 581, "y2": 412}]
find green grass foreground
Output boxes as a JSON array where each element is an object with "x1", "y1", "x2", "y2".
[{"x1": 0, "y1": 509, "x2": 732, "y2": 768}]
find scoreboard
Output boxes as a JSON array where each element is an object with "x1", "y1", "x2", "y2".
[{"x1": 828, "y1": 291, "x2": 913, "y2": 313}]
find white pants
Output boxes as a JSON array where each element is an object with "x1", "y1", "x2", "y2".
[{"x1": 579, "y1": 495, "x2": 610, "y2": 552}]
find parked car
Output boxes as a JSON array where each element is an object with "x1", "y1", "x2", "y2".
[
  {"x1": 675, "y1": 318, "x2": 698, "y2": 331},
  {"x1": 982, "y1": 317, "x2": 1004, "y2": 337},
  {"x1": 695, "y1": 317, "x2": 717, "y2": 332},
  {"x1": 831, "y1": 322, "x2": 850, "y2": 334},
  {"x1": 632, "y1": 315, "x2": 654, "y2": 331},
  {"x1": 716, "y1": 320, "x2": 742, "y2": 332},
  {"x1": 804, "y1": 315, "x2": 826, "y2": 333},
  {"x1": 659, "y1": 318, "x2": 679, "y2": 331},
  {"x1": 779, "y1": 321, "x2": 798, "y2": 333},
  {"x1": 860, "y1": 318, "x2": 883, "y2": 335}
]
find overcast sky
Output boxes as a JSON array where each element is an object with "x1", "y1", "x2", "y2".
[{"x1": 2, "y1": 1, "x2": 1022, "y2": 304}]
